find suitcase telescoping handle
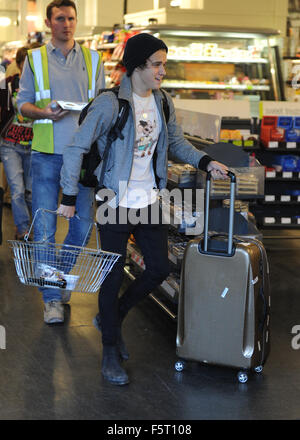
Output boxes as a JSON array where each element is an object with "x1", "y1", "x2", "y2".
[{"x1": 203, "y1": 170, "x2": 236, "y2": 256}]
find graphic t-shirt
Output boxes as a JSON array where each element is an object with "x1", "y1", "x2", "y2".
[{"x1": 119, "y1": 92, "x2": 161, "y2": 209}]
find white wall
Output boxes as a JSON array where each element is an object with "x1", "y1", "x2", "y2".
[
  {"x1": 127, "y1": 0, "x2": 153, "y2": 13},
  {"x1": 0, "y1": 0, "x2": 20, "y2": 43},
  {"x1": 125, "y1": 0, "x2": 288, "y2": 35},
  {"x1": 94, "y1": 0, "x2": 123, "y2": 28}
]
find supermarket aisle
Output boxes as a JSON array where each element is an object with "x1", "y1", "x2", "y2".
[{"x1": 0, "y1": 204, "x2": 300, "y2": 420}]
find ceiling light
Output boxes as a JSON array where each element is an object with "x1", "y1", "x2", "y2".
[
  {"x1": 0, "y1": 17, "x2": 12, "y2": 26},
  {"x1": 26, "y1": 15, "x2": 38, "y2": 21}
]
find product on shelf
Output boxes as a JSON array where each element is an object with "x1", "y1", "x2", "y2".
[
  {"x1": 260, "y1": 115, "x2": 300, "y2": 147},
  {"x1": 222, "y1": 199, "x2": 249, "y2": 218},
  {"x1": 111, "y1": 43, "x2": 125, "y2": 61},
  {"x1": 236, "y1": 174, "x2": 259, "y2": 194},
  {"x1": 271, "y1": 155, "x2": 300, "y2": 172},
  {"x1": 167, "y1": 42, "x2": 263, "y2": 61},
  {"x1": 260, "y1": 116, "x2": 285, "y2": 146},
  {"x1": 220, "y1": 118, "x2": 259, "y2": 147},
  {"x1": 211, "y1": 170, "x2": 261, "y2": 196},
  {"x1": 221, "y1": 129, "x2": 243, "y2": 141},
  {"x1": 167, "y1": 162, "x2": 197, "y2": 184}
]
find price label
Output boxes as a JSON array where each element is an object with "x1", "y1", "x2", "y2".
[
  {"x1": 280, "y1": 195, "x2": 291, "y2": 202},
  {"x1": 268, "y1": 142, "x2": 279, "y2": 148},
  {"x1": 286, "y1": 142, "x2": 297, "y2": 149},
  {"x1": 264, "y1": 217, "x2": 275, "y2": 224},
  {"x1": 265, "y1": 195, "x2": 275, "y2": 202},
  {"x1": 266, "y1": 171, "x2": 276, "y2": 178},
  {"x1": 281, "y1": 217, "x2": 291, "y2": 224},
  {"x1": 282, "y1": 171, "x2": 293, "y2": 178}
]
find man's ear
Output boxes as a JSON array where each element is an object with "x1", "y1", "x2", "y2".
[{"x1": 45, "y1": 18, "x2": 51, "y2": 28}]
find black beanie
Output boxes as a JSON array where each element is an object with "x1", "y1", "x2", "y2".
[{"x1": 123, "y1": 33, "x2": 168, "y2": 76}]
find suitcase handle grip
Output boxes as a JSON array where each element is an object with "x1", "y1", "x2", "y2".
[
  {"x1": 206, "y1": 170, "x2": 236, "y2": 183},
  {"x1": 203, "y1": 170, "x2": 236, "y2": 256}
]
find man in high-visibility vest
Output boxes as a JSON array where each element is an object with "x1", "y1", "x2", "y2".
[{"x1": 17, "y1": 0, "x2": 105, "y2": 324}]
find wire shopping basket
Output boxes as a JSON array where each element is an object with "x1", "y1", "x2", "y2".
[{"x1": 8, "y1": 208, "x2": 121, "y2": 293}]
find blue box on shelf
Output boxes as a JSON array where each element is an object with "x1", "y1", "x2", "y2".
[
  {"x1": 272, "y1": 155, "x2": 299, "y2": 171},
  {"x1": 278, "y1": 116, "x2": 300, "y2": 142}
]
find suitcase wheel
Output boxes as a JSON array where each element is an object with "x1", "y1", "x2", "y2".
[
  {"x1": 237, "y1": 371, "x2": 248, "y2": 383},
  {"x1": 254, "y1": 365, "x2": 263, "y2": 373},
  {"x1": 174, "y1": 360, "x2": 185, "y2": 372}
]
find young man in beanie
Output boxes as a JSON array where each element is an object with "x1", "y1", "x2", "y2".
[{"x1": 58, "y1": 33, "x2": 228, "y2": 385}]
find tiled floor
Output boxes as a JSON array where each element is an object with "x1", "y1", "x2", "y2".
[{"x1": 0, "y1": 204, "x2": 300, "y2": 420}]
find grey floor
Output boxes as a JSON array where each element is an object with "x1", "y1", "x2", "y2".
[{"x1": 0, "y1": 204, "x2": 300, "y2": 421}]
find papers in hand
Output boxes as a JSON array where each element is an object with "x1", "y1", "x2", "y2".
[{"x1": 57, "y1": 101, "x2": 87, "y2": 111}]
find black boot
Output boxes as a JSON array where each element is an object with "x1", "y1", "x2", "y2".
[
  {"x1": 101, "y1": 345, "x2": 129, "y2": 385},
  {"x1": 93, "y1": 314, "x2": 129, "y2": 361}
]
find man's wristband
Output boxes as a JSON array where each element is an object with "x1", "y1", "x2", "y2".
[
  {"x1": 198, "y1": 155, "x2": 214, "y2": 171},
  {"x1": 61, "y1": 193, "x2": 77, "y2": 206}
]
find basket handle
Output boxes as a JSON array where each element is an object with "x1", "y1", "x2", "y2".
[{"x1": 25, "y1": 208, "x2": 100, "y2": 249}]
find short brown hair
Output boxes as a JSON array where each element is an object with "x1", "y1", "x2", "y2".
[
  {"x1": 15, "y1": 47, "x2": 29, "y2": 69},
  {"x1": 16, "y1": 43, "x2": 42, "y2": 68},
  {"x1": 46, "y1": 0, "x2": 77, "y2": 20}
]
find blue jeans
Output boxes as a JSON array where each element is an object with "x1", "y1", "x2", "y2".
[
  {"x1": 31, "y1": 152, "x2": 94, "y2": 303},
  {"x1": 0, "y1": 141, "x2": 32, "y2": 235}
]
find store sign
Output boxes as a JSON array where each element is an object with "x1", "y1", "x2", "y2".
[
  {"x1": 260, "y1": 101, "x2": 300, "y2": 117},
  {"x1": 175, "y1": 108, "x2": 221, "y2": 142},
  {"x1": 174, "y1": 99, "x2": 251, "y2": 119}
]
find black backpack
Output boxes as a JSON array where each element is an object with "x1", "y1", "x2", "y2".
[{"x1": 78, "y1": 87, "x2": 170, "y2": 188}]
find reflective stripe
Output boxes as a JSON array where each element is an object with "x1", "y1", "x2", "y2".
[
  {"x1": 31, "y1": 47, "x2": 51, "y2": 101},
  {"x1": 90, "y1": 50, "x2": 99, "y2": 99},
  {"x1": 31, "y1": 49, "x2": 44, "y2": 93},
  {"x1": 81, "y1": 46, "x2": 101, "y2": 100},
  {"x1": 35, "y1": 90, "x2": 51, "y2": 101},
  {"x1": 34, "y1": 119, "x2": 53, "y2": 124}
]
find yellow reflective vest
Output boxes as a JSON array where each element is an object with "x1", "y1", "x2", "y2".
[{"x1": 28, "y1": 44, "x2": 102, "y2": 153}]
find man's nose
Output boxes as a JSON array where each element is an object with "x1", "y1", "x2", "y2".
[{"x1": 159, "y1": 65, "x2": 166, "y2": 76}]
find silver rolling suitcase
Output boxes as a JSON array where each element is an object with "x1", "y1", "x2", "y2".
[{"x1": 175, "y1": 172, "x2": 270, "y2": 383}]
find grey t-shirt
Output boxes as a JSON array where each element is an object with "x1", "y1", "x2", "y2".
[{"x1": 17, "y1": 41, "x2": 105, "y2": 154}]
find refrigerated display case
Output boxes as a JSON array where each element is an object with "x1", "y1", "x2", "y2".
[
  {"x1": 131, "y1": 25, "x2": 284, "y2": 101},
  {"x1": 282, "y1": 56, "x2": 300, "y2": 101}
]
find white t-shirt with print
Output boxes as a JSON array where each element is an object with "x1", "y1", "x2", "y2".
[{"x1": 119, "y1": 92, "x2": 161, "y2": 209}]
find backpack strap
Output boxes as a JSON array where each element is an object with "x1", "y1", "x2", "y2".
[
  {"x1": 160, "y1": 88, "x2": 170, "y2": 124},
  {"x1": 97, "y1": 87, "x2": 129, "y2": 189},
  {"x1": 107, "y1": 87, "x2": 129, "y2": 142}
]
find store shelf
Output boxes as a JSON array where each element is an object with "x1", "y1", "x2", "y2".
[
  {"x1": 262, "y1": 216, "x2": 300, "y2": 228},
  {"x1": 162, "y1": 81, "x2": 270, "y2": 91},
  {"x1": 104, "y1": 61, "x2": 119, "y2": 67},
  {"x1": 263, "y1": 194, "x2": 300, "y2": 204},
  {"x1": 253, "y1": 129, "x2": 300, "y2": 229},
  {"x1": 98, "y1": 43, "x2": 118, "y2": 49},
  {"x1": 262, "y1": 141, "x2": 300, "y2": 151},
  {"x1": 145, "y1": 25, "x2": 281, "y2": 99},
  {"x1": 167, "y1": 56, "x2": 268, "y2": 64},
  {"x1": 265, "y1": 170, "x2": 300, "y2": 181}
]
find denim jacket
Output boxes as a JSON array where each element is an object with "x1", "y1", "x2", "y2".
[{"x1": 60, "y1": 75, "x2": 210, "y2": 208}]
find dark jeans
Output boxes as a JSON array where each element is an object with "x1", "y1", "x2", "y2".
[{"x1": 97, "y1": 202, "x2": 170, "y2": 346}]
